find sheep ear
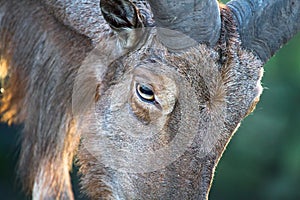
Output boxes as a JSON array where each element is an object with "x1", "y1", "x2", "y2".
[
  {"x1": 100, "y1": 0, "x2": 144, "y2": 48},
  {"x1": 100, "y1": 0, "x2": 143, "y2": 31}
]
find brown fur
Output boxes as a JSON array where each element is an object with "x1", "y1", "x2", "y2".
[
  {"x1": 76, "y1": 5, "x2": 263, "y2": 199},
  {"x1": 0, "y1": 1, "x2": 263, "y2": 199},
  {"x1": 0, "y1": 0, "x2": 92, "y2": 198}
]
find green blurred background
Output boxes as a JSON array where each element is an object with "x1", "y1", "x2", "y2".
[
  {"x1": 1, "y1": 3, "x2": 300, "y2": 199},
  {"x1": 210, "y1": 33, "x2": 300, "y2": 199}
]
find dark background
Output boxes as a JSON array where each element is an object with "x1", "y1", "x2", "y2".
[
  {"x1": 1, "y1": 5, "x2": 300, "y2": 200},
  {"x1": 211, "y1": 33, "x2": 300, "y2": 200}
]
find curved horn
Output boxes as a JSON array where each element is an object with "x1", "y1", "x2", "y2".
[
  {"x1": 146, "y1": 0, "x2": 221, "y2": 46},
  {"x1": 227, "y1": 0, "x2": 300, "y2": 63}
]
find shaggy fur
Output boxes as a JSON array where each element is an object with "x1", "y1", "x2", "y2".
[
  {"x1": 0, "y1": 1, "x2": 263, "y2": 199},
  {"x1": 0, "y1": 0, "x2": 92, "y2": 198}
]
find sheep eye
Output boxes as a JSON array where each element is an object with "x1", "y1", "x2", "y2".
[{"x1": 136, "y1": 83, "x2": 155, "y2": 102}]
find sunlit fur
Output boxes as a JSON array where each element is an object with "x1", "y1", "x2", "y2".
[{"x1": 0, "y1": 1, "x2": 263, "y2": 199}]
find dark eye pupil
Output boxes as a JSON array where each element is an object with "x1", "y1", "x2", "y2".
[
  {"x1": 136, "y1": 83, "x2": 155, "y2": 102},
  {"x1": 139, "y1": 85, "x2": 154, "y2": 96}
]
